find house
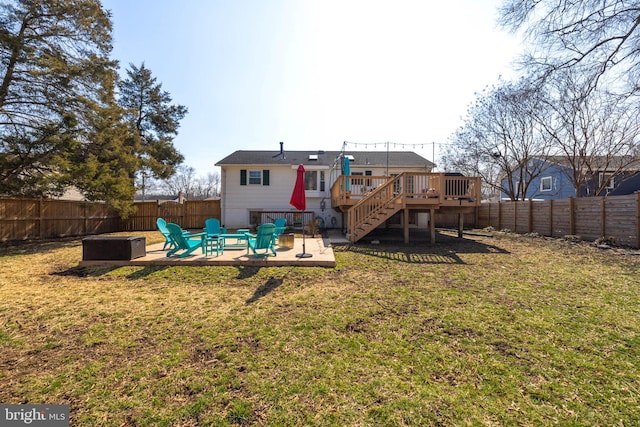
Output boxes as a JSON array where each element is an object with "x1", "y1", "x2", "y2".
[
  {"x1": 215, "y1": 146, "x2": 435, "y2": 229},
  {"x1": 500, "y1": 156, "x2": 640, "y2": 201},
  {"x1": 607, "y1": 172, "x2": 640, "y2": 196}
]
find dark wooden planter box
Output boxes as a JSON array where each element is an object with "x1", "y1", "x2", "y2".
[{"x1": 82, "y1": 236, "x2": 146, "y2": 261}]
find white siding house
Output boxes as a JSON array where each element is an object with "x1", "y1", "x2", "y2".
[{"x1": 215, "y1": 149, "x2": 434, "y2": 229}]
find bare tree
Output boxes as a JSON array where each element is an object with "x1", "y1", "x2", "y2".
[
  {"x1": 193, "y1": 172, "x2": 221, "y2": 199},
  {"x1": 537, "y1": 70, "x2": 640, "y2": 196},
  {"x1": 442, "y1": 78, "x2": 553, "y2": 200},
  {"x1": 499, "y1": 0, "x2": 640, "y2": 95},
  {"x1": 158, "y1": 165, "x2": 220, "y2": 200}
]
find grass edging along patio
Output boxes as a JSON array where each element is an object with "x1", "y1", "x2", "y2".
[{"x1": 1, "y1": 230, "x2": 639, "y2": 425}]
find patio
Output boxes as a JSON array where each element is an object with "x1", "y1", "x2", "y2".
[{"x1": 79, "y1": 234, "x2": 338, "y2": 268}]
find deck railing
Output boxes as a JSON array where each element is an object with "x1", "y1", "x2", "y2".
[
  {"x1": 331, "y1": 173, "x2": 481, "y2": 242},
  {"x1": 331, "y1": 173, "x2": 481, "y2": 207}
]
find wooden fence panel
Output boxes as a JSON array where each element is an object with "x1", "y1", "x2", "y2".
[
  {"x1": 604, "y1": 195, "x2": 637, "y2": 247},
  {"x1": 514, "y1": 202, "x2": 528, "y2": 233},
  {"x1": 434, "y1": 212, "x2": 475, "y2": 228},
  {"x1": 574, "y1": 197, "x2": 602, "y2": 241},
  {"x1": 0, "y1": 199, "x2": 121, "y2": 241},
  {"x1": 184, "y1": 200, "x2": 220, "y2": 229},
  {"x1": 0, "y1": 199, "x2": 38, "y2": 240},
  {"x1": 551, "y1": 199, "x2": 571, "y2": 237},
  {"x1": 1, "y1": 198, "x2": 221, "y2": 241},
  {"x1": 476, "y1": 195, "x2": 639, "y2": 248},
  {"x1": 120, "y1": 200, "x2": 221, "y2": 231},
  {"x1": 531, "y1": 200, "x2": 552, "y2": 236},
  {"x1": 121, "y1": 201, "x2": 158, "y2": 232},
  {"x1": 477, "y1": 203, "x2": 505, "y2": 230},
  {"x1": 476, "y1": 203, "x2": 491, "y2": 228},
  {"x1": 499, "y1": 203, "x2": 516, "y2": 231}
]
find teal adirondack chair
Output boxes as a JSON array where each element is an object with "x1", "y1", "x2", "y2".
[
  {"x1": 166, "y1": 223, "x2": 205, "y2": 258},
  {"x1": 156, "y1": 218, "x2": 175, "y2": 250},
  {"x1": 272, "y1": 217, "x2": 286, "y2": 245},
  {"x1": 247, "y1": 223, "x2": 277, "y2": 257},
  {"x1": 204, "y1": 218, "x2": 227, "y2": 236},
  {"x1": 157, "y1": 217, "x2": 190, "y2": 250}
]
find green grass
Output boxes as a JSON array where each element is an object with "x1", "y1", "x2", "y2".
[{"x1": 0, "y1": 231, "x2": 639, "y2": 425}]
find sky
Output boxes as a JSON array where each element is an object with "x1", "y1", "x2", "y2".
[{"x1": 101, "y1": 0, "x2": 522, "y2": 176}]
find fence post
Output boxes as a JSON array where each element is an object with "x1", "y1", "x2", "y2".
[
  {"x1": 83, "y1": 202, "x2": 87, "y2": 235},
  {"x1": 38, "y1": 198, "x2": 43, "y2": 239},
  {"x1": 636, "y1": 193, "x2": 640, "y2": 248},
  {"x1": 498, "y1": 201, "x2": 502, "y2": 230},
  {"x1": 569, "y1": 197, "x2": 575, "y2": 236},
  {"x1": 528, "y1": 199, "x2": 533, "y2": 233},
  {"x1": 549, "y1": 200, "x2": 554, "y2": 237},
  {"x1": 600, "y1": 197, "x2": 606, "y2": 238}
]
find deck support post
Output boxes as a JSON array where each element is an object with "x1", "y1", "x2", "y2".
[
  {"x1": 458, "y1": 213, "x2": 464, "y2": 238},
  {"x1": 403, "y1": 208, "x2": 410, "y2": 244},
  {"x1": 430, "y1": 208, "x2": 436, "y2": 243}
]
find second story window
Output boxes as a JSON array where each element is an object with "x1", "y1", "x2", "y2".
[
  {"x1": 249, "y1": 171, "x2": 262, "y2": 185},
  {"x1": 305, "y1": 171, "x2": 318, "y2": 190}
]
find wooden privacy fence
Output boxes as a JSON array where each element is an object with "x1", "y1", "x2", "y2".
[
  {"x1": 0, "y1": 198, "x2": 221, "y2": 242},
  {"x1": 120, "y1": 200, "x2": 221, "y2": 232},
  {"x1": 477, "y1": 194, "x2": 640, "y2": 248},
  {"x1": 0, "y1": 199, "x2": 120, "y2": 241}
]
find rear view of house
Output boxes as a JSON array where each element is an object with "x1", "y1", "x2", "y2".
[{"x1": 216, "y1": 146, "x2": 435, "y2": 230}]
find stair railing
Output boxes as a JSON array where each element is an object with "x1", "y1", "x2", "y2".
[{"x1": 347, "y1": 174, "x2": 405, "y2": 241}]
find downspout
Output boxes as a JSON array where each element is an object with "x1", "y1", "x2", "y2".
[{"x1": 220, "y1": 168, "x2": 226, "y2": 226}]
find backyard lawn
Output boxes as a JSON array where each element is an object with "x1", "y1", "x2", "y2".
[{"x1": 0, "y1": 230, "x2": 639, "y2": 426}]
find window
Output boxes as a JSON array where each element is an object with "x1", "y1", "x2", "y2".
[
  {"x1": 540, "y1": 176, "x2": 552, "y2": 192},
  {"x1": 241, "y1": 169, "x2": 269, "y2": 186},
  {"x1": 305, "y1": 171, "x2": 318, "y2": 190},
  {"x1": 249, "y1": 171, "x2": 262, "y2": 185},
  {"x1": 304, "y1": 170, "x2": 327, "y2": 191},
  {"x1": 601, "y1": 172, "x2": 615, "y2": 189}
]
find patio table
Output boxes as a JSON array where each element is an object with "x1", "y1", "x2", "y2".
[{"x1": 219, "y1": 230, "x2": 250, "y2": 249}]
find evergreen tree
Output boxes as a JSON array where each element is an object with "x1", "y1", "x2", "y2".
[
  {"x1": 0, "y1": 0, "x2": 115, "y2": 196},
  {"x1": 71, "y1": 69, "x2": 139, "y2": 217},
  {"x1": 118, "y1": 63, "x2": 186, "y2": 197}
]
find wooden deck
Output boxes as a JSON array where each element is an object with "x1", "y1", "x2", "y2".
[{"x1": 330, "y1": 173, "x2": 481, "y2": 243}]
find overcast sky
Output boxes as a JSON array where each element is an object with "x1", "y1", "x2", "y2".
[{"x1": 101, "y1": 0, "x2": 522, "y2": 175}]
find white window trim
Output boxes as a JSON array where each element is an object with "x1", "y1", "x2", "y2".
[
  {"x1": 248, "y1": 170, "x2": 262, "y2": 185},
  {"x1": 600, "y1": 172, "x2": 615, "y2": 189},
  {"x1": 540, "y1": 176, "x2": 552, "y2": 192}
]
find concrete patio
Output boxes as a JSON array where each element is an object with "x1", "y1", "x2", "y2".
[{"x1": 79, "y1": 233, "x2": 339, "y2": 268}]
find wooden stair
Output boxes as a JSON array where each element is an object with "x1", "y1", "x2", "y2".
[{"x1": 346, "y1": 174, "x2": 404, "y2": 243}]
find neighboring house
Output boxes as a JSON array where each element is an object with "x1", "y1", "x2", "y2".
[
  {"x1": 215, "y1": 147, "x2": 434, "y2": 229},
  {"x1": 501, "y1": 156, "x2": 640, "y2": 200},
  {"x1": 609, "y1": 172, "x2": 640, "y2": 196}
]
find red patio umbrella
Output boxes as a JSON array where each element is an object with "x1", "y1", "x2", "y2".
[
  {"x1": 290, "y1": 164, "x2": 306, "y2": 211},
  {"x1": 290, "y1": 164, "x2": 311, "y2": 258}
]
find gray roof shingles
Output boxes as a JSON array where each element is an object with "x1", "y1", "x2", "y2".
[{"x1": 216, "y1": 150, "x2": 434, "y2": 168}]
